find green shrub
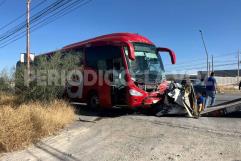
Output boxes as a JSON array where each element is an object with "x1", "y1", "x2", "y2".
[
  {"x1": 16, "y1": 51, "x2": 83, "y2": 102},
  {"x1": 0, "y1": 68, "x2": 14, "y2": 92}
]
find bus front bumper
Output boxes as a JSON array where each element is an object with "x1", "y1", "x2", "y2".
[{"x1": 142, "y1": 97, "x2": 162, "y2": 108}]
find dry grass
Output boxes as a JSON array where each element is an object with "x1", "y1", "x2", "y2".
[
  {"x1": 217, "y1": 85, "x2": 239, "y2": 93},
  {"x1": 0, "y1": 93, "x2": 75, "y2": 153},
  {"x1": 0, "y1": 92, "x2": 17, "y2": 107}
]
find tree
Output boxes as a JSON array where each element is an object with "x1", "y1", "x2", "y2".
[
  {"x1": 15, "y1": 51, "x2": 83, "y2": 102},
  {"x1": 0, "y1": 68, "x2": 12, "y2": 92}
]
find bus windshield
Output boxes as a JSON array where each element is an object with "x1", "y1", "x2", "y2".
[{"x1": 125, "y1": 43, "x2": 166, "y2": 83}]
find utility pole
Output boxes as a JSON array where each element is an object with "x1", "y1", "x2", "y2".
[
  {"x1": 209, "y1": 61, "x2": 211, "y2": 75},
  {"x1": 26, "y1": 0, "x2": 31, "y2": 86},
  {"x1": 211, "y1": 55, "x2": 214, "y2": 72},
  {"x1": 238, "y1": 49, "x2": 240, "y2": 82},
  {"x1": 199, "y1": 30, "x2": 209, "y2": 76}
]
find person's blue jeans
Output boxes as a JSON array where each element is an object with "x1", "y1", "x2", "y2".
[{"x1": 205, "y1": 90, "x2": 216, "y2": 108}]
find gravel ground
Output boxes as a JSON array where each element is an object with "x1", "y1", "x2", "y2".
[{"x1": 1, "y1": 111, "x2": 241, "y2": 161}]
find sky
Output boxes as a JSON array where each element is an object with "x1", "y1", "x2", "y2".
[{"x1": 0, "y1": 0, "x2": 241, "y2": 73}]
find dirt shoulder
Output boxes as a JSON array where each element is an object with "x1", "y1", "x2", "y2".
[{"x1": 1, "y1": 114, "x2": 241, "y2": 161}]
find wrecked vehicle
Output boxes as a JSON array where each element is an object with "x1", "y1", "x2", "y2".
[{"x1": 19, "y1": 33, "x2": 240, "y2": 118}]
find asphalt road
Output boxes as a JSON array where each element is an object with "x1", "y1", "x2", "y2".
[
  {"x1": 1, "y1": 107, "x2": 241, "y2": 161},
  {"x1": 1, "y1": 94, "x2": 240, "y2": 161},
  {"x1": 215, "y1": 93, "x2": 241, "y2": 105}
]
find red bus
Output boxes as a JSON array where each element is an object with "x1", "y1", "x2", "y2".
[{"x1": 32, "y1": 33, "x2": 176, "y2": 110}]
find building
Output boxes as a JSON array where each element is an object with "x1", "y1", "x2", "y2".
[{"x1": 198, "y1": 69, "x2": 241, "y2": 78}]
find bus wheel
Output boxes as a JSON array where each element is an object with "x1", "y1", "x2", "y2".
[{"x1": 88, "y1": 93, "x2": 100, "y2": 109}]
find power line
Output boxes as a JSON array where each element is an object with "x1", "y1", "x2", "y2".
[
  {"x1": 167, "y1": 62, "x2": 206, "y2": 69},
  {"x1": 166, "y1": 66, "x2": 206, "y2": 72},
  {"x1": 165, "y1": 60, "x2": 236, "y2": 72},
  {"x1": 214, "y1": 63, "x2": 237, "y2": 68},
  {"x1": 0, "y1": 0, "x2": 69, "y2": 42},
  {"x1": 212, "y1": 52, "x2": 237, "y2": 58},
  {"x1": 0, "y1": 0, "x2": 93, "y2": 48},
  {"x1": 0, "y1": 0, "x2": 74, "y2": 43},
  {"x1": 166, "y1": 61, "x2": 238, "y2": 72},
  {"x1": 0, "y1": 0, "x2": 48, "y2": 31},
  {"x1": 0, "y1": 0, "x2": 92, "y2": 47},
  {"x1": 1, "y1": 0, "x2": 87, "y2": 44},
  {"x1": 166, "y1": 51, "x2": 239, "y2": 73},
  {"x1": 168, "y1": 51, "x2": 237, "y2": 66},
  {"x1": 34, "y1": 0, "x2": 93, "y2": 28},
  {"x1": 166, "y1": 58, "x2": 237, "y2": 69}
]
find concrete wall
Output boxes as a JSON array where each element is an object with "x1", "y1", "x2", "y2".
[
  {"x1": 215, "y1": 76, "x2": 239, "y2": 85},
  {"x1": 198, "y1": 70, "x2": 241, "y2": 77}
]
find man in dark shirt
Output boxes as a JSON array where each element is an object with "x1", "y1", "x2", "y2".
[
  {"x1": 205, "y1": 72, "x2": 217, "y2": 108},
  {"x1": 239, "y1": 81, "x2": 241, "y2": 90}
]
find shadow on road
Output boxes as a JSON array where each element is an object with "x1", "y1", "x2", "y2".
[
  {"x1": 74, "y1": 105, "x2": 138, "y2": 118},
  {"x1": 72, "y1": 105, "x2": 192, "y2": 121},
  {"x1": 220, "y1": 111, "x2": 241, "y2": 118},
  {"x1": 74, "y1": 104, "x2": 241, "y2": 120},
  {"x1": 26, "y1": 142, "x2": 81, "y2": 161}
]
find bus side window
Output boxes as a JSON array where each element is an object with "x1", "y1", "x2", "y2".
[
  {"x1": 97, "y1": 60, "x2": 107, "y2": 70},
  {"x1": 85, "y1": 45, "x2": 122, "y2": 70},
  {"x1": 85, "y1": 47, "x2": 98, "y2": 70}
]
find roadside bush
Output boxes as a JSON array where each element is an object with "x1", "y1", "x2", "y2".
[
  {"x1": 0, "y1": 93, "x2": 75, "y2": 152},
  {"x1": 0, "y1": 68, "x2": 14, "y2": 93},
  {"x1": 0, "y1": 78, "x2": 9, "y2": 91},
  {"x1": 15, "y1": 51, "x2": 83, "y2": 102},
  {"x1": 0, "y1": 92, "x2": 17, "y2": 107},
  {"x1": 0, "y1": 52, "x2": 80, "y2": 153}
]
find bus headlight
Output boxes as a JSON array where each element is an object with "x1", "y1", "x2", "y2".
[{"x1": 129, "y1": 89, "x2": 143, "y2": 96}]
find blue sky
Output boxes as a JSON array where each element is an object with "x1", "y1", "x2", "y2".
[{"x1": 0, "y1": 0, "x2": 241, "y2": 72}]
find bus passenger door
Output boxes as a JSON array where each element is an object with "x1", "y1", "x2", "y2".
[
  {"x1": 111, "y1": 56, "x2": 127, "y2": 106},
  {"x1": 85, "y1": 46, "x2": 112, "y2": 108},
  {"x1": 96, "y1": 60, "x2": 112, "y2": 108}
]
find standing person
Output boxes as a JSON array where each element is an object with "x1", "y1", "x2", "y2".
[
  {"x1": 205, "y1": 72, "x2": 217, "y2": 108},
  {"x1": 239, "y1": 81, "x2": 241, "y2": 90}
]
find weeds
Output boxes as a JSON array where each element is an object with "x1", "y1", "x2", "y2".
[{"x1": 0, "y1": 93, "x2": 75, "y2": 153}]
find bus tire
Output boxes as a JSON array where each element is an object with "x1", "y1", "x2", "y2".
[{"x1": 88, "y1": 92, "x2": 100, "y2": 110}]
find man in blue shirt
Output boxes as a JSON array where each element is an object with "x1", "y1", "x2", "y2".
[
  {"x1": 196, "y1": 92, "x2": 205, "y2": 112},
  {"x1": 205, "y1": 72, "x2": 217, "y2": 108}
]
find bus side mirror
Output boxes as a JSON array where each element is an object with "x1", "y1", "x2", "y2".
[
  {"x1": 125, "y1": 42, "x2": 135, "y2": 60},
  {"x1": 157, "y1": 47, "x2": 176, "y2": 64}
]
